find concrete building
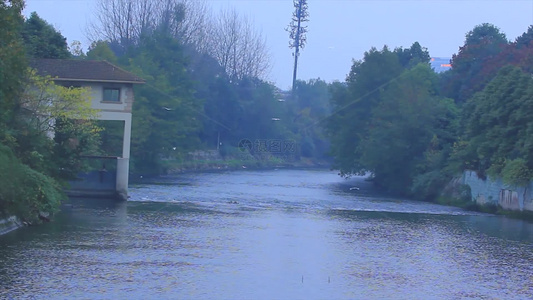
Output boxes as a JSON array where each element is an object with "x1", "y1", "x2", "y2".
[{"x1": 31, "y1": 59, "x2": 145, "y2": 200}]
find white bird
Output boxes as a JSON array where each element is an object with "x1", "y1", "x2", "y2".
[
  {"x1": 349, "y1": 187, "x2": 360, "y2": 191},
  {"x1": 162, "y1": 107, "x2": 173, "y2": 111}
]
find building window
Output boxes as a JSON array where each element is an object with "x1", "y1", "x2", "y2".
[{"x1": 103, "y1": 88, "x2": 120, "y2": 102}]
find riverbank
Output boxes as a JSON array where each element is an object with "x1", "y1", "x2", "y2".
[
  {"x1": 438, "y1": 178, "x2": 533, "y2": 222},
  {"x1": 4, "y1": 168, "x2": 533, "y2": 299},
  {"x1": 0, "y1": 216, "x2": 22, "y2": 236},
  {"x1": 160, "y1": 154, "x2": 332, "y2": 175}
]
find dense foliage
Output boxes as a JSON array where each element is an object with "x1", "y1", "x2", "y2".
[
  {"x1": 2, "y1": 0, "x2": 532, "y2": 222},
  {"x1": 328, "y1": 24, "x2": 533, "y2": 200},
  {"x1": 0, "y1": 3, "x2": 99, "y2": 221},
  {"x1": 86, "y1": 4, "x2": 332, "y2": 175}
]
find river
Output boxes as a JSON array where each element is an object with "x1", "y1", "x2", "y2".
[{"x1": 1, "y1": 169, "x2": 533, "y2": 299}]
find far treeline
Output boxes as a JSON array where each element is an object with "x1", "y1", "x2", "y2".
[
  {"x1": 1, "y1": 0, "x2": 533, "y2": 221},
  {"x1": 0, "y1": 0, "x2": 331, "y2": 221}
]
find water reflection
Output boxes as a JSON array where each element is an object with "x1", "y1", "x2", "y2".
[{"x1": 1, "y1": 170, "x2": 533, "y2": 299}]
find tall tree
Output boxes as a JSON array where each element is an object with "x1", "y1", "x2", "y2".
[
  {"x1": 454, "y1": 66, "x2": 533, "y2": 178},
  {"x1": 290, "y1": 79, "x2": 331, "y2": 158},
  {"x1": 515, "y1": 25, "x2": 533, "y2": 49},
  {"x1": 209, "y1": 7, "x2": 270, "y2": 81},
  {"x1": 443, "y1": 23, "x2": 508, "y2": 103},
  {"x1": 360, "y1": 64, "x2": 456, "y2": 195},
  {"x1": 328, "y1": 46, "x2": 404, "y2": 176},
  {"x1": 0, "y1": 0, "x2": 26, "y2": 132},
  {"x1": 91, "y1": 0, "x2": 270, "y2": 81},
  {"x1": 22, "y1": 12, "x2": 70, "y2": 59},
  {"x1": 286, "y1": 0, "x2": 309, "y2": 93},
  {"x1": 123, "y1": 30, "x2": 202, "y2": 174}
]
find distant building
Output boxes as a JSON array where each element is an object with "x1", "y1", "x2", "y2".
[
  {"x1": 430, "y1": 57, "x2": 452, "y2": 73},
  {"x1": 31, "y1": 59, "x2": 145, "y2": 201}
]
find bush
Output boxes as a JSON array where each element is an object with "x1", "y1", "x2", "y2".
[
  {"x1": 501, "y1": 158, "x2": 532, "y2": 187},
  {"x1": 0, "y1": 143, "x2": 64, "y2": 222}
]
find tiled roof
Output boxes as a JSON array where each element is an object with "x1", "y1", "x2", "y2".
[{"x1": 30, "y1": 59, "x2": 145, "y2": 84}]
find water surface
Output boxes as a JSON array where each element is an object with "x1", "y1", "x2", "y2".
[{"x1": 1, "y1": 169, "x2": 533, "y2": 299}]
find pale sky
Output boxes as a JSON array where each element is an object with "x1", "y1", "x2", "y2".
[{"x1": 25, "y1": 0, "x2": 533, "y2": 90}]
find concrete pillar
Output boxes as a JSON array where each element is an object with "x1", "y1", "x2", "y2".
[
  {"x1": 122, "y1": 114, "x2": 132, "y2": 159},
  {"x1": 97, "y1": 111, "x2": 132, "y2": 201},
  {"x1": 116, "y1": 158, "x2": 129, "y2": 201},
  {"x1": 116, "y1": 114, "x2": 132, "y2": 201}
]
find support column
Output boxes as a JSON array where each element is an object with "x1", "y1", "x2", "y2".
[
  {"x1": 116, "y1": 114, "x2": 132, "y2": 201},
  {"x1": 97, "y1": 111, "x2": 132, "y2": 201},
  {"x1": 116, "y1": 158, "x2": 129, "y2": 201}
]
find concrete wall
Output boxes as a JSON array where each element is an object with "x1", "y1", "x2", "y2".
[
  {"x1": 0, "y1": 216, "x2": 21, "y2": 235},
  {"x1": 60, "y1": 81, "x2": 134, "y2": 200},
  {"x1": 462, "y1": 170, "x2": 533, "y2": 212}
]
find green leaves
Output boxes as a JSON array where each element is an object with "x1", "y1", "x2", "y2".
[
  {"x1": 22, "y1": 12, "x2": 71, "y2": 59},
  {"x1": 0, "y1": 143, "x2": 64, "y2": 222},
  {"x1": 501, "y1": 159, "x2": 532, "y2": 187},
  {"x1": 328, "y1": 44, "x2": 459, "y2": 197},
  {"x1": 457, "y1": 66, "x2": 533, "y2": 180}
]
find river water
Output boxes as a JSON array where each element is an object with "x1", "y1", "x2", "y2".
[{"x1": 1, "y1": 169, "x2": 533, "y2": 299}]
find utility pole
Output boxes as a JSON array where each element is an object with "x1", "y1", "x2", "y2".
[{"x1": 287, "y1": 0, "x2": 309, "y2": 94}]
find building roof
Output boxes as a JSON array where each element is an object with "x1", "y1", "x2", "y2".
[{"x1": 30, "y1": 59, "x2": 145, "y2": 84}]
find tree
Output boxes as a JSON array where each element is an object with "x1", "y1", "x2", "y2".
[
  {"x1": 69, "y1": 40, "x2": 86, "y2": 58},
  {"x1": 0, "y1": 3, "x2": 101, "y2": 220},
  {"x1": 328, "y1": 46, "x2": 405, "y2": 176},
  {"x1": 454, "y1": 66, "x2": 533, "y2": 178},
  {"x1": 0, "y1": 143, "x2": 64, "y2": 222},
  {"x1": 120, "y1": 30, "x2": 202, "y2": 174},
  {"x1": 86, "y1": 40, "x2": 118, "y2": 63},
  {"x1": 90, "y1": 0, "x2": 271, "y2": 81},
  {"x1": 515, "y1": 25, "x2": 533, "y2": 49},
  {"x1": 22, "y1": 12, "x2": 70, "y2": 59},
  {"x1": 395, "y1": 42, "x2": 431, "y2": 68},
  {"x1": 443, "y1": 23, "x2": 508, "y2": 103},
  {"x1": 209, "y1": 7, "x2": 271, "y2": 81},
  {"x1": 16, "y1": 70, "x2": 101, "y2": 180},
  {"x1": 359, "y1": 64, "x2": 456, "y2": 195},
  {"x1": 0, "y1": 0, "x2": 26, "y2": 135},
  {"x1": 327, "y1": 43, "x2": 459, "y2": 197},
  {"x1": 286, "y1": 0, "x2": 309, "y2": 92},
  {"x1": 290, "y1": 79, "x2": 331, "y2": 158}
]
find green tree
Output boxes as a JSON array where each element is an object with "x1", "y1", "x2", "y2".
[
  {"x1": 453, "y1": 66, "x2": 533, "y2": 178},
  {"x1": 86, "y1": 40, "x2": 118, "y2": 63},
  {"x1": 328, "y1": 46, "x2": 405, "y2": 176},
  {"x1": 0, "y1": 0, "x2": 26, "y2": 136},
  {"x1": 395, "y1": 41, "x2": 431, "y2": 68},
  {"x1": 290, "y1": 79, "x2": 331, "y2": 158},
  {"x1": 0, "y1": 143, "x2": 64, "y2": 222},
  {"x1": 515, "y1": 25, "x2": 533, "y2": 49},
  {"x1": 359, "y1": 64, "x2": 456, "y2": 195},
  {"x1": 443, "y1": 23, "x2": 508, "y2": 103},
  {"x1": 22, "y1": 12, "x2": 70, "y2": 59},
  {"x1": 123, "y1": 31, "x2": 202, "y2": 174},
  {"x1": 15, "y1": 71, "x2": 100, "y2": 181}
]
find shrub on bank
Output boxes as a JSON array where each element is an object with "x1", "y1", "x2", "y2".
[{"x1": 0, "y1": 143, "x2": 64, "y2": 223}]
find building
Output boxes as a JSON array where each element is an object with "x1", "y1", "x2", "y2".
[
  {"x1": 430, "y1": 57, "x2": 452, "y2": 73},
  {"x1": 31, "y1": 59, "x2": 145, "y2": 200}
]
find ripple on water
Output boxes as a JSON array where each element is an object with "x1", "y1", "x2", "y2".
[{"x1": 1, "y1": 169, "x2": 533, "y2": 299}]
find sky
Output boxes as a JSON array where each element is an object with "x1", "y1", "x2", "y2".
[{"x1": 24, "y1": 0, "x2": 533, "y2": 90}]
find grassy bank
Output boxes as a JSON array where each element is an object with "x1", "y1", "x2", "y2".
[
  {"x1": 161, "y1": 155, "x2": 331, "y2": 174},
  {"x1": 437, "y1": 194, "x2": 533, "y2": 222}
]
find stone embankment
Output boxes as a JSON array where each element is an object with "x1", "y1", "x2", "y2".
[
  {"x1": 0, "y1": 216, "x2": 22, "y2": 235},
  {"x1": 462, "y1": 170, "x2": 533, "y2": 212}
]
